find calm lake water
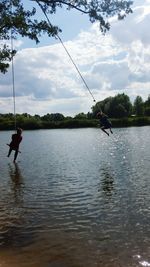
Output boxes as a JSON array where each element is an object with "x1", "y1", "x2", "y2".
[{"x1": 0, "y1": 127, "x2": 150, "y2": 267}]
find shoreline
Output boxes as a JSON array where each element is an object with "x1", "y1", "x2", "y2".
[{"x1": 0, "y1": 116, "x2": 150, "y2": 130}]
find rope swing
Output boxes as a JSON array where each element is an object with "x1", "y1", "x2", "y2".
[
  {"x1": 36, "y1": 0, "x2": 96, "y2": 103},
  {"x1": 6, "y1": 1, "x2": 23, "y2": 162},
  {"x1": 10, "y1": 32, "x2": 17, "y2": 130},
  {"x1": 10, "y1": 1, "x2": 17, "y2": 131}
]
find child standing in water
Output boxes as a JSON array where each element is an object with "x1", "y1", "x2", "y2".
[
  {"x1": 97, "y1": 112, "x2": 113, "y2": 136},
  {"x1": 7, "y1": 128, "x2": 23, "y2": 162}
]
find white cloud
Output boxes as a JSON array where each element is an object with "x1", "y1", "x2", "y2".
[
  {"x1": 0, "y1": 0, "x2": 150, "y2": 116},
  {"x1": 110, "y1": 1, "x2": 150, "y2": 45}
]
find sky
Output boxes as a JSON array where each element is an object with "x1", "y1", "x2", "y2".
[{"x1": 0, "y1": 0, "x2": 150, "y2": 116}]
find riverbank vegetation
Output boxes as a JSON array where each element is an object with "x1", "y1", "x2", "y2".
[{"x1": 0, "y1": 93, "x2": 150, "y2": 130}]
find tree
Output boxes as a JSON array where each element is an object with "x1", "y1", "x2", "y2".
[
  {"x1": 92, "y1": 93, "x2": 132, "y2": 118},
  {"x1": 144, "y1": 95, "x2": 150, "y2": 116},
  {"x1": 144, "y1": 107, "x2": 150, "y2": 116},
  {"x1": 145, "y1": 95, "x2": 150, "y2": 106},
  {"x1": 74, "y1": 112, "x2": 87, "y2": 119},
  {"x1": 113, "y1": 103, "x2": 127, "y2": 117},
  {"x1": 91, "y1": 96, "x2": 113, "y2": 116},
  {"x1": 0, "y1": 0, "x2": 133, "y2": 73},
  {"x1": 133, "y1": 96, "x2": 144, "y2": 116},
  {"x1": 109, "y1": 93, "x2": 132, "y2": 117},
  {"x1": 42, "y1": 113, "x2": 64, "y2": 121}
]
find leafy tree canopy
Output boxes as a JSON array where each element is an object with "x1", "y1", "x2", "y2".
[
  {"x1": 144, "y1": 95, "x2": 150, "y2": 107},
  {"x1": 42, "y1": 112, "x2": 64, "y2": 121},
  {"x1": 0, "y1": 0, "x2": 133, "y2": 73},
  {"x1": 92, "y1": 93, "x2": 132, "y2": 118},
  {"x1": 74, "y1": 112, "x2": 87, "y2": 119},
  {"x1": 133, "y1": 95, "x2": 144, "y2": 116}
]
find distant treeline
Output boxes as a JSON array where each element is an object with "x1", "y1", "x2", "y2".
[{"x1": 0, "y1": 93, "x2": 150, "y2": 130}]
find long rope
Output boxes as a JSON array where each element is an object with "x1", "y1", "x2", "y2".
[
  {"x1": 36, "y1": 0, "x2": 96, "y2": 103},
  {"x1": 10, "y1": 1, "x2": 17, "y2": 130}
]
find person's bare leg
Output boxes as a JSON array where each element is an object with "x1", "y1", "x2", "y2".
[
  {"x1": 7, "y1": 148, "x2": 12, "y2": 157},
  {"x1": 110, "y1": 128, "x2": 113, "y2": 134},
  {"x1": 101, "y1": 127, "x2": 109, "y2": 136},
  {"x1": 14, "y1": 150, "x2": 19, "y2": 162}
]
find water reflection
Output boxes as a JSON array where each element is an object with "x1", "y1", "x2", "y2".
[
  {"x1": 8, "y1": 163, "x2": 24, "y2": 204},
  {"x1": 133, "y1": 255, "x2": 150, "y2": 267},
  {"x1": 0, "y1": 128, "x2": 150, "y2": 266},
  {"x1": 0, "y1": 163, "x2": 39, "y2": 249},
  {"x1": 100, "y1": 166, "x2": 115, "y2": 197},
  {"x1": 0, "y1": 164, "x2": 26, "y2": 248},
  {"x1": 0, "y1": 163, "x2": 24, "y2": 247}
]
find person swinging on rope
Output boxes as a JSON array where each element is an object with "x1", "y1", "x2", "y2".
[
  {"x1": 7, "y1": 128, "x2": 23, "y2": 162},
  {"x1": 97, "y1": 111, "x2": 113, "y2": 136}
]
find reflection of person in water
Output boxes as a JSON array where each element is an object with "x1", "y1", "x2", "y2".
[
  {"x1": 8, "y1": 163, "x2": 24, "y2": 203},
  {"x1": 101, "y1": 167, "x2": 114, "y2": 196}
]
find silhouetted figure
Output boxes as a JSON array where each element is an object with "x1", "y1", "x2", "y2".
[
  {"x1": 7, "y1": 128, "x2": 23, "y2": 162},
  {"x1": 97, "y1": 111, "x2": 113, "y2": 136}
]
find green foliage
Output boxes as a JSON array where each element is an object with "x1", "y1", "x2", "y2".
[
  {"x1": 144, "y1": 107, "x2": 150, "y2": 116},
  {"x1": 111, "y1": 93, "x2": 132, "y2": 117},
  {"x1": 21, "y1": 117, "x2": 42, "y2": 129},
  {"x1": 144, "y1": 95, "x2": 150, "y2": 116},
  {"x1": 41, "y1": 113, "x2": 64, "y2": 121},
  {"x1": 74, "y1": 113, "x2": 87, "y2": 119},
  {"x1": 92, "y1": 93, "x2": 132, "y2": 118},
  {"x1": 144, "y1": 95, "x2": 150, "y2": 106},
  {"x1": 0, "y1": 94, "x2": 150, "y2": 130},
  {"x1": 0, "y1": 0, "x2": 133, "y2": 73},
  {"x1": 133, "y1": 96, "x2": 144, "y2": 116},
  {"x1": 111, "y1": 117, "x2": 150, "y2": 127}
]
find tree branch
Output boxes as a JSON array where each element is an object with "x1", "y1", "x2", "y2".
[{"x1": 31, "y1": 0, "x2": 90, "y2": 14}]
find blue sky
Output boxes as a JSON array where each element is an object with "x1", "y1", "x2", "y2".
[
  {"x1": 17, "y1": 1, "x2": 91, "y2": 47},
  {"x1": 0, "y1": 0, "x2": 150, "y2": 116}
]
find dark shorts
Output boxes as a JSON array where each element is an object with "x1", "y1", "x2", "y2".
[
  {"x1": 101, "y1": 121, "x2": 112, "y2": 129},
  {"x1": 9, "y1": 145, "x2": 19, "y2": 151}
]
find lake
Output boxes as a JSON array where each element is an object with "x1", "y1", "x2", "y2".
[{"x1": 0, "y1": 127, "x2": 150, "y2": 267}]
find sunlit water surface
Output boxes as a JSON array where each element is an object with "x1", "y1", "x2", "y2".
[{"x1": 0, "y1": 127, "x2": 150, "y2": 267}]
